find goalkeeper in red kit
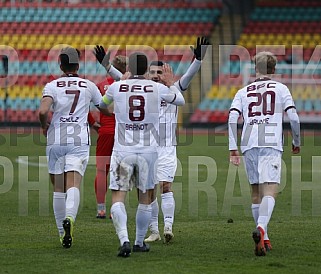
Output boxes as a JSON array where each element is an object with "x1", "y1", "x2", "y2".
[{"x1": 88, "y1": 52, "x2": 128, "y2": 218}]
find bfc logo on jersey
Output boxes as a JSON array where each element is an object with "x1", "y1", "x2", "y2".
[
  {"x1": 246, "y1": 82, "x2": 276, "y2": 92},
  {"x1": 119, "y1": 84, "x2": 153, "y2": 93},
  {"x1": 56, "y1": 80, "x2": 87, "y2": 88}
]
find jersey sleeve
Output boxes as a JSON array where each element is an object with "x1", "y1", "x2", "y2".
[
  {"x1": 108, "y1": 65, "x2": 122, "y2": 81},
  {"x1": 89, "y1": 82, "x2": 103, "y2": 106},
  {"x1": 228, "y1": 110, "x2": 239, "y2": 150},
  {"x1": 175, "y1": 59, "x2": 201, "y2": 92},
  {"x1": 159, "y1": 83, "x2": 185, "y2": 106},
  {"x1": 100, "y1": 82, "x2": 115, "y2": 108},
  {"x1": 42, "y1": 82, "x2": 55, "y2": 100},
  {"x1": 229, "y1": 90, "x2": 242, "y2": 114},
  {"x1": 282, "y1": 85, "x2": 296, "y2": 111},
  {"x1": 287, "y1": 108, "x2": 300, "y2": 147}
]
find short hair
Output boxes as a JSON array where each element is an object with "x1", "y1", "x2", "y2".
[
  {"x1": 112, "y1": 55, "x2": 128, "y2": 74},
  {"x1": 59, "y1": 47, "x2": 80, "y2": 72},
  {"x1": 149, "y1": 60, "x2": 164, "y2": 67},
  {"x1": 253, "y1": 51, "x2": 277, "y2": 75},
  {"x1": 128, "y1": 52, "x2": 148, "y2": 75}
]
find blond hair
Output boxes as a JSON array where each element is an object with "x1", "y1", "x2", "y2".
[
  {"x1": 253, "y1": 51, "x2": 277, "y2": 75},
  {"x1": 112, "y1": 55, "x2": 128, "y2": 74}
]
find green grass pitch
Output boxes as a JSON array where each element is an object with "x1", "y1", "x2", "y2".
[{"x1": 0, "y1": 129, "x2": 321, "y2": 274}]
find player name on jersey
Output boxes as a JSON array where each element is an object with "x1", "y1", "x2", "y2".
[
  {"x1": 249, "y1": 117, "x2": 270, "y2": 125},
  {"x1": 125, "y1": 123, "x2": 149, "y2": 130},
  {"x1": 60, "y1": 116, "x2": 80, "y2": 123}
]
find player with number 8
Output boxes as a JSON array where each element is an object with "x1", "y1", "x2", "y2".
[{"x1": 99, "y1": 52, "x2": 185, "y2": 257}]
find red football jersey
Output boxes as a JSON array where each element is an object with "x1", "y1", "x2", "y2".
[{"x1": 96, "y1": 77, "x2": 116, "y2": 134}]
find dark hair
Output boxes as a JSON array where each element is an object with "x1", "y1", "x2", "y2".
[
  {"x1": 59, "y1": 47, "x2": 80, "y2": 72},
  {"x1": 128, "y1": 52, "x2": 148, "y2": 75},
  {"x1": 149, "y1": 60, "x2": 164, "y2": 67}
]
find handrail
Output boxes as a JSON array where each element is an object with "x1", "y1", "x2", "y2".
[{"x1": 223, "y1": 0, "x2": 236, "y2": 45}]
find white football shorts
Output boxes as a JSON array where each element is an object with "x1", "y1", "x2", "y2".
[
  {"x1": 46, "y1": 144, "x2": 90, "y2": 176},
  {"x1": 156, "y1": 146, "x2": 177, "y2": 182},
  {"x1": 243, "y1": 147, "x2": 282, "y2": 184},
  {"x1": 109, "y1": 150, "x2": 158, "y2": 193}
]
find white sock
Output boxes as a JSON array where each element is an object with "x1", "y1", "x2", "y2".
[
  {"x1": 252, "y1": 203, "x2": 269, "y2": 240},
  {"x1": 111, "y1": 202, "x2": 129, "y2": 246},
  {"x1": 161, "y1": 192, "x2": 175, "y2": 229},
  {"x1": 135, "y1": 203, "x2": 152, "y2": 247},
  {"x1": 257, "y1": 196, "x2": 275, "y2": 237},
  {"x1": 149, "y1": 198, "x2": 159, "y2": 234},
  {"x1": 65, "y1": 187, "x2": 80, "y2": 222},
  {"x1": 53, "y1": 192, "x2": 66, "y2": 236}
]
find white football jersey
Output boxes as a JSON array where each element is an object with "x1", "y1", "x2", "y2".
[
  {"x1": 230, "y1": 78, "x2": 296, "y2": 152},
  {"x1": 105, "y1": 76, "x2": 184, "y2": 152},
  {"x1": 158, "y1": 98, "x2": 178, "y2": 147},
  {"x1": 158, "y1": 60, "x2": 202, "y2": 147},
  {"x1": 42, "y1": 75, "x2": 102, "y2": 145},
  {"x1": 106, "y1": 59, "x2": 201, "y2": 147}
]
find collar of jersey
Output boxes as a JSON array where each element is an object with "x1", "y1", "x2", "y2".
[
  {"x1": 61, "y1": 73, "x2": 79, "y2": 77},
  {"x1": 129, "y1": 75, "x2": 145, "y2": 79},
  {"x1": 254, "y1": 77, "x2": 271, "y2": 82}
]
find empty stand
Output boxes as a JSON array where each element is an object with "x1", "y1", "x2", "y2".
[
  {"x1": 191, "y1": 0, "x2": 321, "y2": 124},
  {"x1": 0, "y1": 1, "x2": 221, "y2": 124}
]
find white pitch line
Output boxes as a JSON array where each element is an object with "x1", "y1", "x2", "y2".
[
  {"x1": 15, "y1": 157, "x2": 96, "y2": 169},
  {"x1": 15, "y1": 157, "x2": 47, "y2": 167}
]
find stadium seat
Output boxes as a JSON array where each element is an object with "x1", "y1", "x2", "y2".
[
  {"x1": 191, "y1": 1, "x2": 321, "y2": 124},
  {"x1": 0, "y1": 2, "x2": 221, "y2": 124}
]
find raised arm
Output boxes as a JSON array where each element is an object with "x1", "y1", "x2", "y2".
[
  {"x1": 94, "y1": 45, "x2": 123, "y2": 81},
  {"x1": 177, "y1": 36, "x2": 210, "y2": 92},
  {"x1": 158, "y1": 64, "x2": 185, "y2": 106},
  {"x1": 160, "y1": 84, "x2": 185, "y2": 106},
  {"x1": 176, "y1": 59, "x2": 201, "y2": 92}
]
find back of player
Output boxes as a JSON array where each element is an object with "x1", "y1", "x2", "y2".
[
  {"x1": 39, "y1": 47, "x2": 107, "y2": 249},
  {"x1": 45, "y1": 75, "x2": 102, "y2": 146},
  {"x1": 231, "y1": 78, "x2": 295, "y2": 153},
  {"x1": 99, "y1": 52, "x2": 185, "y2": 257},
  {"x1": 110, "y1": 77, "x2": 166, "y2": 153},
  {"x1": 229, "y1": 51, "x2": 300, "y2": 257}
]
